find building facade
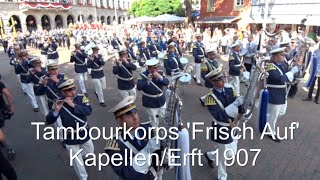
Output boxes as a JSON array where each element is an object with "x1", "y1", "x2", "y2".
[
  {"x1": 0, "y1": 0, "x2": 133, "y2": 32},
  {"x1": 198, "y1": 0, "x2": 251, "y2": 30},
  {"x1": 199, "y1": 0, "x2": 320, "y2": 39}
]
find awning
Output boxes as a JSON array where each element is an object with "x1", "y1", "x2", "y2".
[
  {"x1": 304, "y1": 16, "x2": 320, "y2": 26},
  {"x1": 197, "y1": 16, "x2": 241, "y2": 24},
  {"x1": 249, "y1": 15, "x2": 307, "y2": 25}
]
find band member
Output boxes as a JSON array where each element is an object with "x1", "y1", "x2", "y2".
[
  {"x1": 243, "y1": 35, "x2": 257, "y2": 72},
  {"x1": 163, "y1": 42, "x2": 184, "y2": 76},
  {"x1": 16, "y1": 50, "x2": 39, "y2": 112},
  {"x1": 136, "y1": 41, "x2": 151, "y2": 72},
  {"x1": 192, "y1": 34, "x2": 206, "y2": 86},
  {"x1": 304, "y1": 43, "x2": 320, "y2": 104},
  {"x1": 203, "y1": 67, "x2": 244, "y2": 180},
  {"x1": 228, "y1": 41, "x2": 244, "y2": 96},
  {"x1": 106, "y1": 96, "x2": 160, "y2": 179},
  {"x1": 265, "y1": 47, "x2": 299, "y2": 142},
  {"x1": 137, "y1": 59, "x2": 169, "y2": 127},
  {"x1": 47, "y1": 37, "x2": 59, "y2": 65},
  {"x1": 111, "y1": 33, "x2": 122, "y2": 51},
  {"x1": 147, "y1": 34, "x2": 160, "y2": 58},
  {"x1": 199, "y1": 49, "x2": 219, "y2": 106},
  {"x1": 113, "y1": 48, "x2": 137, "y2": 99},
  {"x1": 38, "y1": 37, "x2": 48, "y2": 67},
  {"x1": 124, "y1": 41, "x2": 137, "y2": 61},
  {"x1": 87, "y1": 46, "x2": 106, "y2": 107},
  {"x1": 9, "y1": 45, "x2": 26, "y2": 94},
  {"x1": 46, "y1": 79, "x2": 94, "y2": 180},
  {"x1": 29, "y1": 58, "x2": 49, "y2": 117},
  {"x1": 81, "y1": 35, "x2": 90, "y2": 47},
  {"x1": 70, "y1": 43, "x2": 88, "y2": 95},
  {"x1": 168, "y1": 35, "x2": 182, "y2": 57}
]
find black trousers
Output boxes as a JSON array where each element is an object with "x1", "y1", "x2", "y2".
[
  {"x1": 244, "y1": 63, "x2": 253, "y2": 72},
  {"x1": 0, "y1": 149, "x2": 17, "y2": 180},
  {"x1": 308, "y1": 77, "x2": 320, "y2": 100}
]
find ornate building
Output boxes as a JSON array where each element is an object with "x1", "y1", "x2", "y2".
[{"x1": 0, "y1": 0, "x2": 133, "y2": 32}]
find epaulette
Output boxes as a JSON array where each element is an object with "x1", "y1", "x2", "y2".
[
  {"x1": 104, "y1": 139, "x2": 120, "y2": 151},
  {"x1": 204, "y1": 93, "x2": 216, "y2": 106},
  {"x1": 163, "y1": 54, "x2": 168, "y2": 60},
  {"x1": 265, "y1": 63, "x2": 276, "y2": 71},
  {"x1": 82, "y1": 95, "x2": 90, "y2": 103},
  {"x1": 192, "y1": 43, "x2": 197, "y2": 49},
  {"x1": 201, "y1": 63, "x2": 208, "y2": 72}
]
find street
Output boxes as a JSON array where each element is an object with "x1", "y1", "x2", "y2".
[{"x1": 1, "y1": 46, "x2": 320, "y2": 180}]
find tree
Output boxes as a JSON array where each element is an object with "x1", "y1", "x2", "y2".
[{"x1": 129, "y1": 0, "x2": 185, "y2": 17}]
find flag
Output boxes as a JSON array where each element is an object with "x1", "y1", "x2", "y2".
[
  {"x1": 0, "y1": 18, "x2": 4, "y2": 38},
  {"x1": 11, "y1": 17, "x2": 17, "y2": 37}
]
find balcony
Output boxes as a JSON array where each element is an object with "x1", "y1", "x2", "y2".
[{"x1": 19, "y1": 0, "x2": 72, "y2": 11}]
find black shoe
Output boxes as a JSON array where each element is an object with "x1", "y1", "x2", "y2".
[
  {"x1": 100, "y1": 102, "x2": 106, "y2": 107},
  {"x1": 94, "y1": 92, "x2": 99, "y2": 99},
  {"x1": 199, "y1": 97, "x2": 205, "y2": 107},
  {"x1": 267, "y1": 135, "x2": 281, "y2": 142},
  {"x1": 84, "y1": 93, "x2": 88, "y2": 97},
  {"x1": 204, "y1": 152, "x2": 215, "y2": 168},
  {"x1": 7, "y1": 148, "x2": 16, "y2": 160},
  {"x1": 33, "y1": 108, "x2": 39, "y2": 112},
  {"x1": 315, "y1": 99, "x2": 319, "y2": 104},
  {"x1": 197, "y1": 83, "x2": 203, "y2": 86},
  {"x1": 24, "y1": 92, "x2": 27, "y2": 95},
  {"x1": 302, "y1": 97, "x2": 312, "y2": 101},
  {"x1": 193, "y1": 76, "x2": 196, "y2": 82}
]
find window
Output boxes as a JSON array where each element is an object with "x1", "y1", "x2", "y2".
[
  {"x1": 235, "y1": 0, "x2": 244, "y2": 6},
  {"x1": 100, "y1": 0, "x2": 103, "y2": 7},
  {"x1": 118, "y1": 0, "x2": 120, "y2": 8},
  {"x1": 207, "y1": 0, "x2": 215, "y2": 12},
  {"x1": 107, "y1": 0, "x2": 109, "y2": 7},
  {"x1": 123, "y1": 1, "x2": 125, "y2": 9}
]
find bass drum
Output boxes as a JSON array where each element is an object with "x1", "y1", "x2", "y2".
[{"x1": 179, "y1": 73, "x2": 192, "y2": 85}]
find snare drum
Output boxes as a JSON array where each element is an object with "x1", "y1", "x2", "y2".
[
  {"x1": 158, "y1": 52, "x2": 165, "y2": 59},
  {"x1": 179, "y1": 73, "x2": 192, "y2": 85},
  {"x1": 179, "y1": 57, "x2": 188, "y2": 66}
]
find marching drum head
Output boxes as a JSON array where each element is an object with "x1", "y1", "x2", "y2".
[
  {"x1": 158, "y1": 52, "x2": 165, "y2": 59},
  {"x1": 179, "y1": 57, "x2": 188, "y2": 65},
  {"x1": 179, "y1": 73, "x2": 191, "y2": 85}
]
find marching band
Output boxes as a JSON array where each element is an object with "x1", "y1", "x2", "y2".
[{"x1": 2, "y1": 25, "x2": 319, "y2": 180}]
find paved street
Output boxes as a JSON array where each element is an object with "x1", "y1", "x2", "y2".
[{"x1": 1, "y1": 46, "x2": 320, "y2": 180}]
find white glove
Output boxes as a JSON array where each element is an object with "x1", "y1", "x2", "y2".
[
  {"x1": 225, "y1": 104, "x2": 238, "y2": 118},
  {"x1": 80, "y1": 46, "x2": 85, "y2": 50},
  {"x1": 143, "y1": 136, "x2": 161, "y2": 154},
  {"x1": 233, "y1": 96, "x2": 244, "y2": 106},
  {"x1": 290, "y1": 66, "x2": 299, "y2": 74},
  {"x1": 132, "y1": 137, "x2": 160, "y2": 174}
]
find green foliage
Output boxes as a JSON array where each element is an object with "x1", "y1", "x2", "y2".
[{"x1": 129, "y1": 0, "x2": 185, "y2": 17}]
